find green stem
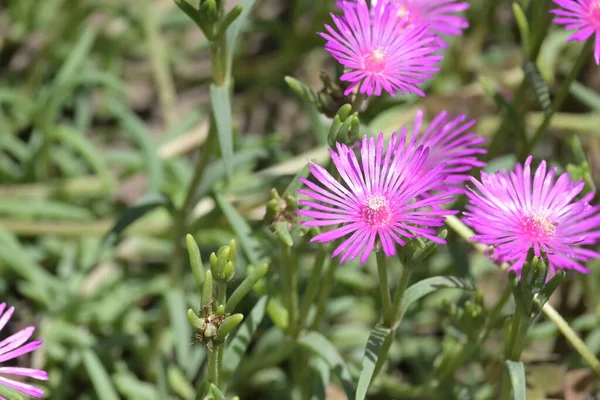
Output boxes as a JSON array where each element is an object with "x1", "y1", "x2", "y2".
[
  {"x1": 297, "y1": 247, "x2": 327, "y2": 333},
  {"x1": 311, "y1": 257, "x2": 339, "y2": 330},
  {"x1": 520, "y1": 38, "x2": 593, "y2": 160},
  {"x1": 169, "y1": 129, "x2": 215, "y2": 284},
  {"x1": 500, "y1": 311, "x2": 528, "y2": 400},
  {"x1": 207, "y1": 346, "x2": 221, "y2": 387},
  {"x1": 280, "y1": 243, "x2": 297, "y2": 335},
  {"x1": 389, "y1": 258, "x2": 413, "y2": 328},
  {"x1": 445, "y1": 215, "x2": 600, "y2": 376},
  {"x1": 376, "y1": 251, "x2": 393, "y2": 327},
  {"x1": 543, "y1": 303, "x2": 600, "y2": 375},
  {"x1": 217, "y1": 281, "x2": 227, "y2": 308}
]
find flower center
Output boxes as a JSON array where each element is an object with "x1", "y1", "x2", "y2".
[
  {"x1": 521, "y1": 212, "x2": 556, "y2": 241},
  {"x1": 361, "y1": 48, "x2": 387, "y2": 74},
  {"x1": 360, "y1": 194, "x2": 392, "y2": 227}
]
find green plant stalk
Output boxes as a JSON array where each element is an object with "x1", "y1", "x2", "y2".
[
  {"x1": 279, "y1": 243, "x2": 298, "y2": 335},
  {"x1": 376, "y1": 251, "x2": 393, "y2": 327},
  {"x1": 207, "y1": 346, "x2": 221, "y2": 387},
  {"x1": 296, "y1": 247, "x2": 327, "y2": 333},
  {"x1": 217, "y1": 281, "x2": 227, "y2": 308},
  {"x1": 169, "y1": 130, "x2": 215, "y2": 284},
  {"x1": 500, "y1": 311, "x2": 529, "y2": 400},
  {"x1": 390, "y1": 259, "x2": 413, "y2": 328},
  {"x1": 543, "y1": 303, "x2": 600, "y2": 374},
  {"x1": 445, "y1": 215, "x2": 600, "y2": 376},
  {"x1": 521, "y1": 38, "x2": 593, "y2": 159},
  {"x1": 311, "y1": 257, "x2": 339, "y2": 330}
]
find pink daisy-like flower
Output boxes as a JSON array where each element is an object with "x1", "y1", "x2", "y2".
[
  {"x1": 388, "y1": 0, "x2": 470, "y2": 37},
  {"x1": 334, "y1": 0, "x2": 469, "y2": 37},
  {"x1": 465, "y1": 156, "x2": 600, "y2": 275},
  {"x1": 298, "y1": 132, "x2": 456, "y2": 264},
  {"x1": 321, "y1": 0, "x2": 442, "y2": 97},
  {"x1": 551, "y1": 0, "x2": 600, "y2": 64},
  {"x1": 0, "y1": 303, "x2": 48, "y2": 399},
  {"x1": 407, "y1": 109, "x2": 486, "y2": 192}
]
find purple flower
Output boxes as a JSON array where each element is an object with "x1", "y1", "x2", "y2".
[
  {"x1": 388, "y1": 0, "x2": 470, "y2": 37},
  {"x1": 407, "y1": 109, "x2": 486, "y2": 193},
  {"x1": 298, "y1": 132, "x2": 456, "y2": 264},
  {"x1": 0, "y1": 303, "x2": 47, "y2": 399},
  {"x1": 465, "y1": 156, "x2": 600, "y2": 275},
  {"x1": 334, "y1": 0, "x2": 470, "y2": 38},
  {"x1": 551, "y1": 0, "x2": 600, "y2": 64},
  {"x1": 321, "y1": 0, "x2": 442, "y2": 97}
]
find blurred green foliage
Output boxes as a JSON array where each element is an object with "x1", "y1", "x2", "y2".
[{"x1": 1, "y1": 0, "x2": 600, "y2": 399}]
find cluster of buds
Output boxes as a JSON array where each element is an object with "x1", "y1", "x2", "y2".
[
  {"x1": 174, "y1": 0, "x2": 242, "y2": 41},
  {"x1": 285, "y1": 72, "x2": 356, "y2": 119},
  {"x1": 188, "y1": 303, "x2": 242, "y2": 352},
  {"x1": 442, "y1": 291, "x2": 486, "y2": 342},
  {"x1": 264, "y1": 189, "x2": 299, "y2": 247},
  {"x1": 186, "y1": 235, "x2": 269, "y2": 351},
  {"x1": 509, "y1": 256, "x2": 565, "y2": 320},
  {"x1": 396, "y1": 230, "x2": 448, "y2": 267},
  {"x1": 210, "y1": 240, "x2": 236, "y2": 283}
]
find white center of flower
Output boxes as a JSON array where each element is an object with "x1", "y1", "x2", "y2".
[
  {"x1": 361, "y1": 48, "x2": 388, "y2": 74},
  {"x1": 521, "y1": 212, "x2": 556, "y2": 240},
  {"x1": 360, "y1": 194, "x2": 391, "y2": 227}
]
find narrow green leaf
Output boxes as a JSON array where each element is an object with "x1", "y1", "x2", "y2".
[
  {"x1": 523, "y1": 61, "x2": 551, "y2": 115},
  {"x1": 399, "y1": 276, "x2": 475, "y2": 320},
  {"x1": 113, "y1": 372, "x2": 159, "y2": 400},
  {"x1": 512, "y1": 3, "x2": 530, "y2": 58},
  {"x1": 225, "y1": 0, "x2": 257, "y2": 71},
  {"x1": 310, "y1": 357, "x2": 330, "y2": 400},
  {"x1": 298, "y1": 332, "x2": 354, "y2": 399},
  {"x1": 226, "y1": 263, "x2": 269, "y2": 313},
  {"x1": 504, "y1": 360, "x2": 526, "y2": 400},
  {"x1": 82, "y1": 349, "x2": 121, "y2": 400},
  {"x1": 50, "y1": 125, "x2": 113, "y2": 187},
  {"x1": 223, "y1": 296, "x2": 267, "y2": 382},
  {"x1": 104, "y1": 193, "x2": 173, "y2": 245},
  {"x1": 571, "y1": 81, "x2": 600, "y2": 111},
  {"x1": 0, "y1": 199, "x2": 93, "y2": 220},
  {"x1": 167, "y1": 365, "x2": 195, "y2": 400},
  {"x1": 194, "y1": 148, "x2": 267, "y2": 201},
  {"x1": 355, "y1": 325, "x2": 393, "y2": 400},
  {"x1": 106, "y1": 102, "x2": 164, "y2": 192},
  {"x1": 214, "y1": 193, "x2": 267, "y2": 266},
  {"x1": 266, "y1": 297, "x2": 289, "y2": 330},
  {"x1": 285, "y1": 76, "x2": 319, "y2": 105},
  {"x1": 210, "y1": 84, "x2": 234, "y2": 178},
  {"x1": 209, "y1": 384, "x2": 226, "y2": 400},
  {"x1": 55, "y1": 26, "x2": 97, "y2": 85},
  {"x1": 165, "y1": 290, "x2": 192, "y2": 368}
]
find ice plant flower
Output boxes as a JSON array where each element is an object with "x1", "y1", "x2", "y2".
[
  {"x1": 298, "y1": 132, "x2": 456, "y2": 264},
  {"x1": 551, "y1": 0, "x2": 600, "y2": 64},
  {"x1": 0, "y1": 302, "x2": 47, "y2": 399},
  {"x1": 334, "y1": 0, "x2": 470, "y2": 38},
  {"x1": 465, "y1": 156, "x2": 600, "y2": 275},
  {"x1": 407, "y1": 109, "x2": 486, "y2": 193},
  {"x1": 388, "y1": 0, "x2": 470, "y2": 37},
  {"x1": 321, "y1": 0, "x2": 442, "y2": 97}
]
